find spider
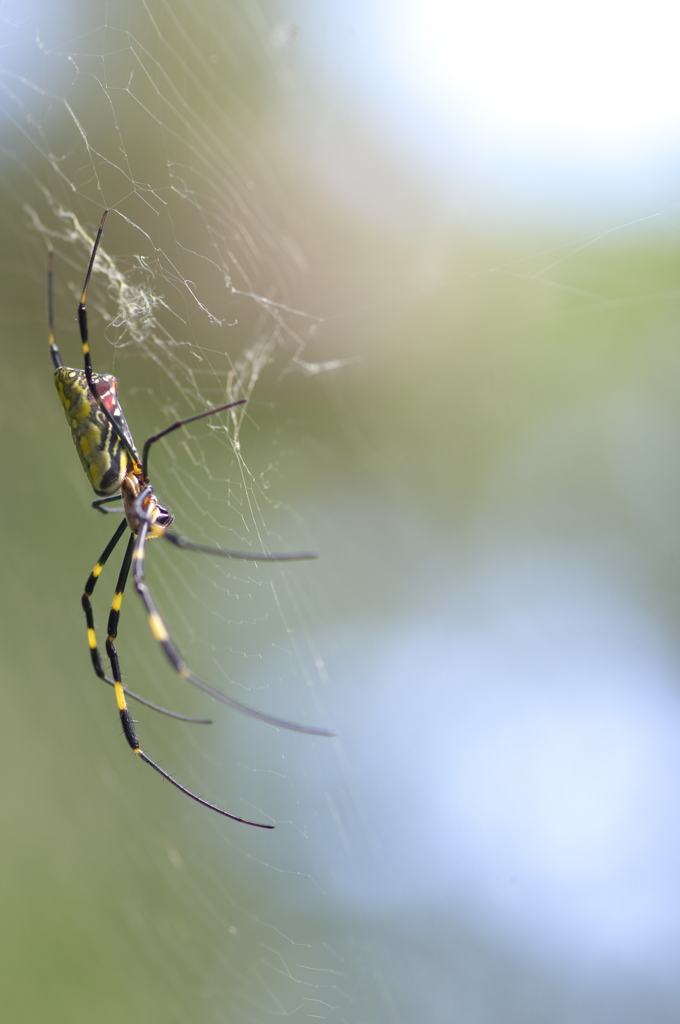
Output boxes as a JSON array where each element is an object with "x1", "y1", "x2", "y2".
[{"x1": 48, "y1": 209, "x2": 332, "y2": 827}]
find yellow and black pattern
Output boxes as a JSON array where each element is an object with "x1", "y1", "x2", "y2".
[
  {"x1": 81, "y1": 518, "x2": 210, "y2": 723},
  {"x1": 54, "y1": 368, "x2": 139, "y2": 496},
  {"x1": 49, "y1": 209, "x2": 333, "y2": 826}
]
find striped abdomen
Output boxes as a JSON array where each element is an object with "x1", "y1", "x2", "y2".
[{"x1": 55, "y1": 368, "x2": 140, "y2": 496}]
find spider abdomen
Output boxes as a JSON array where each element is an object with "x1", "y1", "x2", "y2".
[{"x1": 55, "y1": 367, "x2": 140, "y2": 496}]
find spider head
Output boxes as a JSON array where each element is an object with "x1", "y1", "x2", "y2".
[
  {"x1": 144, "y1": 497, "x2": 174, "y2": 537},
  {"x1": 155, "y1": 503, "x2": 175, "y2": 531},
  {"x1": 122, "y1": 474, "x2": 175, "y2": 536}
]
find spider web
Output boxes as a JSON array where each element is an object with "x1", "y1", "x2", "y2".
[
  {"x1": 1, "y1": 3, "x2": 348, "y2": 1020},
  {"x1": 2, "y1": 2, "x2": 680, "y2": 1023}
]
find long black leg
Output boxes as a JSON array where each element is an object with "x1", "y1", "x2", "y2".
[
  {"x1": 92, "y1": 495, "x2": 125, "y2": 515},
  {"x1": 145, "y1": 405, "x2": 317, "y2": 562},
  {"x1": 82, "y1": 520, "x2": 211, "y2": 724},
  {"x1": 109, "y1": 526, "x2": 273, "y2": 827},
  {"x1": 76, "y1": 210, "x2": 141, "y2": 470},
  {"x1": 76, "y1": 212, "x2": 248, "y2": 479},
  {"x1": 163, "y1": 529, "x2": 316, "y2": 563},
  {"x1": 77, "y1": 210, "x2": 108, "y2": 389},
  {"x1": 83, "y1": 519, "x2": 128, "y2": 682},
  {"x1": 47, "y1": 248, "x2": 63, "y2": 370},
  {"x1": 141, "y1": 398, "x2": 246, "y2": 478},
  {"x1": 132, "y1": 499, "x2": 334, "y2": 736}
]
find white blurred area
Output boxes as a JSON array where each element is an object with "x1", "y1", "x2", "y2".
[{"x1": 295, "y1": 0, "x2": 680, "y2": 218}]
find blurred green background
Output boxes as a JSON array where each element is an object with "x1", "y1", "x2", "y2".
[{"x1": 1, "y1": 1, "x2": 680, "y2": 1022}]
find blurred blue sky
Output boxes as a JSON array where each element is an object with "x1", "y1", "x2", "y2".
[{"x1": 311, "y1": 543, "x2": 680, "y2": 979}]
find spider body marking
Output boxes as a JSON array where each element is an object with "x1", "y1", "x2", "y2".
[
  {"x1": 48, "y1": 209, "x2": 332, "y2": 827},
  {"x1": 55, "y1": 368, "x2": 140, "y2": 497}
]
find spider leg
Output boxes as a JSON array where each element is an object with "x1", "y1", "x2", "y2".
[
  {"x1": 47, "y1": 247, "x2": 63, "y2": 371},
  {"x1": 164, "y1": 529, "x2": 316, "y2": 563},
  {"x1": 141, "y1": 398, "x2": 247, "y2": 478},
  {"x1": 76, "y1": 210, "x2": 141, "y2": 470},
  {"x1": 132, "y1": 512, "x2": 334, "y2": 737},
  {"x1": 83, "y1": 519, "x2": 127, "y2": 681},
  {"x1": 92, "y1": 495, "x2": 125, "y2": 515},
  {"x1": 109, "y1": 529, "x2": 273, "y2": 827},
  {"x1": 82, "y1": 520, "x2": 212, "y2": 724},
  {"x1": 134, "y1": 751, "x2": 273, "y2": 825},
  {"x1": 73, "y1": 212, "x2": 245, "y2": 484},
  {"x1": 115, "y1": 683, "x2": 211, "y2": 721},
  {"x1": 77, "y1": 210, "x2": 108, "y2": 390}
]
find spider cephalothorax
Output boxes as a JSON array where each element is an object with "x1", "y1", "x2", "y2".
[{"x1": 119, "y1": 474, "x2": 173, "y2": 537}]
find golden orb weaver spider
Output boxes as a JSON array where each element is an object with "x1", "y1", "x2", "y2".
[{"x1": 48, "y1": 209, "x2": 332, "y2": 827}]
